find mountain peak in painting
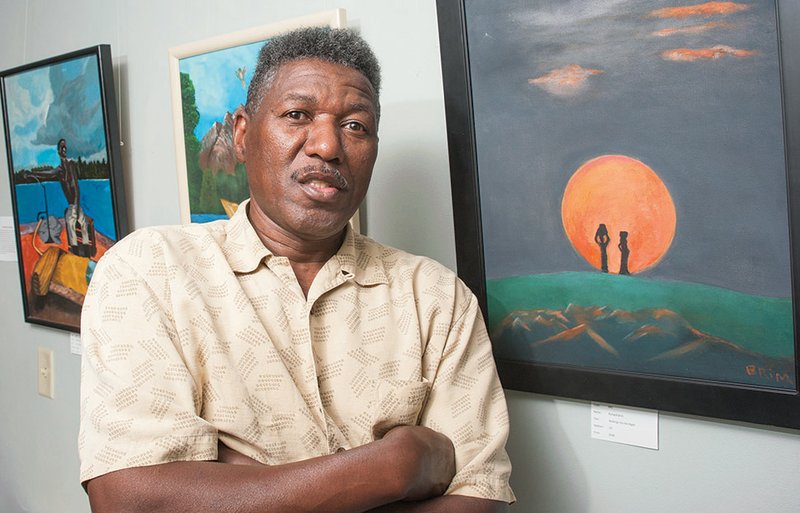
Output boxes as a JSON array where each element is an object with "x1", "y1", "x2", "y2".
[
  {"x1": 493, "y1": 303, "x2": 794, "y2": 389},
  {"x1": 198, "y1": 110, "x2": 237, "y2": 175}
]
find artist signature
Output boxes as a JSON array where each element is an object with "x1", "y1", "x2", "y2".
[{"x1": 745, "y1": 365, "x2": 794, "y2": 385}]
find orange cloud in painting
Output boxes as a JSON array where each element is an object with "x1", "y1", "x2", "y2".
[
  {"x1": 661, "y1": 45, "x2": 757, "y2": 61},
  {"x1": 529, "y1": 64, "x2": 603, "y2": 97},
  {"x1": 652, "y1": 21, "x2": 732, "y2": 37},
  {"x1": 650, "y1": 2, "x2": 751, "y2": 19}
]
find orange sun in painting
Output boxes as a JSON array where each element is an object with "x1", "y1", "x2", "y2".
[{"x1": 561, "y1": 155, "x2": 677, "y2": 274}]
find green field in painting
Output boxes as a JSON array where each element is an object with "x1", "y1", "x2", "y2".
[{"x1": 486, "y1": 272, "x2": 794, "y2": 358}]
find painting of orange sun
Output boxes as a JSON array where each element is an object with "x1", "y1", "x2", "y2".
[{"x1": 561, "y1": 154, "x2": 677, "y2": 274}]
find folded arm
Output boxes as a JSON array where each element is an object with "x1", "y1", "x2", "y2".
[
  {"x1": 86, "y1": 425, "x2": 456, "y2": 513},
  {"x1": 218, "y1": 435, "x2": 507, "y2": 513}
]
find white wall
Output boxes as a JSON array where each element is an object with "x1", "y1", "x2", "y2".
[{"x1": 0, "y1": 1, "x2": 798, "y2": 512}]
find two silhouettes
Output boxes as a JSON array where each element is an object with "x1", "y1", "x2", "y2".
[{"x1": 594, "y1": 223, "x2": 629, "y2": 275}]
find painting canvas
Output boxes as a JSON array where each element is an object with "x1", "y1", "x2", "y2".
[
  {"x1": 1, "y1": 45, "x2": 127, "y2": 332},
  {"x1": 437, "y1": 0, "x2": 800, "y2": 428},
  {"x1": 169, "y1": 10, "x2": 347, "y2": 224}
]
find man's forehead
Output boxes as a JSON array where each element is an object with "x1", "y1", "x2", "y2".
[{"x1": 272, "y1": 58, "x2": 377, "y2": 101}]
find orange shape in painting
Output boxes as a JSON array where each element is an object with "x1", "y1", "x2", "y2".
[{"x1": 561, "y1": 155, "x2": 676, "y2": 274}]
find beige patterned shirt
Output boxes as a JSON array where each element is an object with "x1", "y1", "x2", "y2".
[{"x1": 79, "y1": 200, "x2": 514, "y2": 503}]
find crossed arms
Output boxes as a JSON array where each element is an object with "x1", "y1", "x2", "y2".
[{"x1": 85, "y1": 427, "x2": 508, "y2": 513}]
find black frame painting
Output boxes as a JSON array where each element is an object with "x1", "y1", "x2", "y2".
[
  {"x1": 1, "y1": 45, "x2": 128, "y2": 333},
  {"x1": 436, "y1": 0, "x2": 800, "y2": 429}
]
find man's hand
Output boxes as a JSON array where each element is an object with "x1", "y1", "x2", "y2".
[{"x1": 382, "y1": 425, "x2": 456, "y2": 501}]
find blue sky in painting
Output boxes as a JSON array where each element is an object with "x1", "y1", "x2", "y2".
[
  {"x1": 4, "y1": 54, "x2": 108, "y2": 171},
  {"x1": 179, "y1": 40, "x2": 265, "y2": 140},
  {"x1": 465, "y1": 0, "x2": 790, "y2": 297}
]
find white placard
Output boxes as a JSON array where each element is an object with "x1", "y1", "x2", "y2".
[
  {"x1": 591, "y1": 402, "x2": 659, "y2": 449},
  {"x1": 0, "y1": 216, "x2": 17, "y2": 262},
  {"x1": 70, "y1": 332, "x2": 82, "y2": 355}
]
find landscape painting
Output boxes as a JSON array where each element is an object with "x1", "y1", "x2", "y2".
[
  {"x1": 462, "y1": 0, "x2": 796, "y2": 391},
  {"x1": 1, "y1": 45, "x2": 127, "y2": 332},
  {"x1": 169, "y1": 10, "x2": 346, "y2": 224},
  {"x1": 173, "y1": 42, "x2": 257, "y2": 223}
]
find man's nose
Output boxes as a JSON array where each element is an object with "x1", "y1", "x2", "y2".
[{"x1": 304, "y1": 119, "x2": 343, "y2": 163}]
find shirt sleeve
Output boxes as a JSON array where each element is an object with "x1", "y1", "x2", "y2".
[
  {"x1": 419, "y1": 278, "x2": 516, "y2": 504},
  {"x1": 78, "y1": 232, "x2": 218, "y2": 484}
]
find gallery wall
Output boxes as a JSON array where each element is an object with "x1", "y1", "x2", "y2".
[{"x1": 0, "y1": 1, "x2": 798, "y2": 512}]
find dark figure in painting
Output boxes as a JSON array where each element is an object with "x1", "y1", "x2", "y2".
[
  {"x1": 618, "y1": 230, "x2": 630, "y2": 275},
  {"x1": 26, "y1": 139, "x2": 95, "y2": 257},
  {"x1": 594, "y1": 223, "x2": 610, "y2": 273}
]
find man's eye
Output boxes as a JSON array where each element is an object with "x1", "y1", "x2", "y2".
[
  {"x1": 286, "y1": 111, "x2": 305, "y2": 120},
  {"x1": 344, "y1": 121, "x2": 366, "y2": 132}
]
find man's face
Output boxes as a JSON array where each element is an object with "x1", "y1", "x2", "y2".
[{"x1": 234, "y1": 58, "x2": 379, "y2": 242}]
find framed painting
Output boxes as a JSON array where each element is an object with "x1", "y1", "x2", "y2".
[
  {"x1": 168, "y1": 9, "x2": 349, "y2": 225},
  {"x1": 1, "y1": 45, "x2": 128, "y2": 333},
  {"x1": 437, "y1": 0, "x2": 800, "y2": 429}
]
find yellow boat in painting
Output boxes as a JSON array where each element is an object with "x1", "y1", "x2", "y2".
[{"x1": 219, "y1": 198, "x2": 239, "y2": 218}]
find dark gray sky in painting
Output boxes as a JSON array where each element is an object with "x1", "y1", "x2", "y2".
[{"x1": 465, "y1": 0, "x2": 791, "y2": 297}]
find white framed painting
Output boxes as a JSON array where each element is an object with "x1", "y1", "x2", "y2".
[{"x1": 168, "y1": 9, "x2": 348, "y2": 224}]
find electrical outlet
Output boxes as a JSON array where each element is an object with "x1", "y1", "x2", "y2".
[{"x1": 37, "y1": 348, "x2": 54, "y2": 399}]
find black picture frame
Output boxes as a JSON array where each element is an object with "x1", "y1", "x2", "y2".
[
  {"x1": 436, "y1": 0, "x2": 800, "y2": 429},
  {"x1": 1, "y1": 45, "x2": 128, "y2": 333}
]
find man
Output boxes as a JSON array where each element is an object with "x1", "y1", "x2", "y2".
[
  {"x1": 26, "y1": 138, "x2": 94, "y2": 255},
  {"x1": 79, "y1": 27, "x2": 514, "y2": 512}
]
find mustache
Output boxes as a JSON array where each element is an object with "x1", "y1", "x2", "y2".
[{"x1": 291, "y1": 165, "x2": 349, "y2": 190}]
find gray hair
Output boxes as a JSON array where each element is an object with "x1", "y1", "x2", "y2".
[{"x1": 245, "y1": 27, "x2": 381, "y2": 117}]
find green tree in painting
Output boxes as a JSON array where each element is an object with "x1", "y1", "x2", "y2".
[
  {"x1": 180, "y1": 72, "x2": 203, "y2": 212},
  {"x1": 217, "y1": 162, "x2": 250, "y2": 204},
  {"x1": 13, "y1": 159, "x2": 110, "y2": 184},
  {"x1": 199, "y1": 168, "x2": 222, "y2": 214},
  {"x1": 72, "y1": 158, "x2": 109, "y2": 179}
]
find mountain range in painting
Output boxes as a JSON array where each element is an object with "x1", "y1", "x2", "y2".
[{"x1": 487, "y1": 272, "x2": 795, "y2": 390}]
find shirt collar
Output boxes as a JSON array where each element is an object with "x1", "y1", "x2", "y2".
[
  {"x1": 338, "y1": 227, "x2": 390, "y2": 286},
  {"x1": 222, "y1": 198, "x2": 390, "y2": 286},
  {"x1": 221, "y1": 199, "x2": 270, "y2": 273}
]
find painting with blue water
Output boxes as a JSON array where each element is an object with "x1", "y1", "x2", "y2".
[{"x1": 1, "y1": 45, "x2": 127, "y2": 332}]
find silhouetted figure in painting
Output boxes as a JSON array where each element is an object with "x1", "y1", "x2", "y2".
[
  {"x1": 26, "y1": 139, "x2": 95, "y2": 257},
  {"x1": 618, "y1": 231, "x2": 630, "y2": 275},
  {"x1": 594, "y1": 223, "x2": 610, "y2": 273}
]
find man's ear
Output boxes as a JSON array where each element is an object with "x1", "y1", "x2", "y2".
[{"x1": 233, "y1": 107, "x2": 248, "y2": 162}]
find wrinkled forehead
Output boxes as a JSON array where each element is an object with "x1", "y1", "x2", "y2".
[
  {"x1": 259, "y1": 58, "x2": 380, "y2": 117},
  {"x1": 275, "y1": 58, "x2": 376, "y2": 95},
  {"x1": 262, "y1": 58, "x2": 380, "y2": 120}
]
